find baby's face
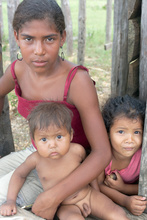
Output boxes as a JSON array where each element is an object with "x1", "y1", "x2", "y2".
[
  {"x1": 109, "y1": 116, "x2": 143, "y2": 159},
  {"x1": 34, "y1": 125, "x2": 73, "y2": 159}
]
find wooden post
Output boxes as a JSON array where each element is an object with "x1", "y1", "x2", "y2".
[
  {"x1": 138, "y1": 0, "x2": 147, "y2": 213},
  {"x1": 111, "y1": 0, "x2": 129, "y2": 96},
  {"x1": 139, "y1": 0, "x2": 147, "y2": 101},
  {"x1": 139, "y1": 101, "x2": 147, "y2": 213},
  {"x1": 0, "y1": 3, "x2": 14, "y2": 157},
  {"x1": 77, "y1": 0, "x2": 86, "y2": 65},
  {"x1": 104, "y1": 0, "x2": 112, "y2": 50},
  {"x1": 61, "y1": 0, "x2": 73, "y2": 56}
]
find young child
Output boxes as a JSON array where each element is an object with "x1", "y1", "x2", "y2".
[
  {"x1": 98, "y1": 95, "x2": 147, "y2": 216},
  {"x1": 0, "y1": 0, "x2": 112, "y2": 219},
  {"x1": 0, "y1": 102, "x2": 129, "y2": 220}
]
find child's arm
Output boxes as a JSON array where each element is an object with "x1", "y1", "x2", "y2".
[
  {"x1": 98, "y1": 171, "x2": 147, "y2": 216},
  {"x1": 0, "y1": 153, "x2": 36, "y2": 216},
  {"x1": 104, "y1": 171, "x2": 138, "y2": 195}
]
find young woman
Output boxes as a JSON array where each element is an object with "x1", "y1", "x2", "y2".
[{"x1": 0, "y1": 0, "x2": 111, "y2": 219}]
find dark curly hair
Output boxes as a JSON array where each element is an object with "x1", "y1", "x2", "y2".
[
  {"x1": 102, "y1": 95, "x2": 146, "y2": 133},
  {"x1": 13, "y1": 0, "x2": 65, "y2": 35}
]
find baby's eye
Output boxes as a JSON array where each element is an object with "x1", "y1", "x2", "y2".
[
  {"x1": 118, "y1": 130, "x2": 124, "y2": 134},
  {"x1": 41, "y1": 138, "x2": 47, "y2": 142},
  {"x1": 57, "y1": 135, "x2": 62, "y2": 140}
]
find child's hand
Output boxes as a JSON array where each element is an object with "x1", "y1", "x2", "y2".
[
  {"x1": 0, "y1": 200, "x2": 17, "y2": 216},
  {"x1": 104, "y1": 172, "x2": 125, "y2": 192},
  {"x1": 125, "y1": 195, "x2": 147, "y2": 216}
]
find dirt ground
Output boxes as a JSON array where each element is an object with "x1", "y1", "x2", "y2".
[{"x1": 9, "y1": 66, "x2": 111, "y2": 151}]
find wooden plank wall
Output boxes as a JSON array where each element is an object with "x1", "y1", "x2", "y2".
[{"x1": 111, "y1": 0, "x2": 141, "y2": 97}]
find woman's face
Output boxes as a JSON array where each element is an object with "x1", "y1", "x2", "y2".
[{"x1": 14, "y1": 18, "x2": 66, "y2": 75}]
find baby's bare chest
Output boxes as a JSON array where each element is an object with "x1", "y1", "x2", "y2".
[{"x1": 36, "y1": 158, "x2": 79, "y2": 191}]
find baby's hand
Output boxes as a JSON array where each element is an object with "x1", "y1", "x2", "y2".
[
  {"x1": 0, "y1": 200, "x2": 17, "y2": 216},
  {"x1": 125, "y1": 195, "x2": 147, "y2": 216}
]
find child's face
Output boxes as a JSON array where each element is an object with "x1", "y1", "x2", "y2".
[
  {"x1": 109, "y1": 116, "x2": 143, "y2": 159},
  {"x1": 14, "y1": 18, "x2": 66, "y2": 74},
  {"x1": 34, "y1": 124, "x2": 73, "y2": 159}
]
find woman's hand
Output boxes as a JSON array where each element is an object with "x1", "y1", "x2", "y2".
[{"x1": 32, "y1": 190, "x2": 59, "y2": 220}]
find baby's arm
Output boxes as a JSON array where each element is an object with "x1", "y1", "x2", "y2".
[
  {"x1": 0, "y1": 153, "x2": 36, "y2": 216},
  {"x1": 98, "y1": 171, "x2": 147, "y2": 216}
]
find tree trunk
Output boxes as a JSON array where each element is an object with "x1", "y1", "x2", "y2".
[
  {"x1": 77, "y1": 0, "x2": 86, "y2": 65},
  {"x1": 61, "y1": 0, "x2": 73, "y2": 56},
  {"x1": 7, "y1": 0, "x2": 19, "y2": 62},
  {"x1": 0, "y1": 4, "x2": 15, "y2": 157},
  {"x1": 0, "y1": 0, "x2": 3, "y2": 38}
]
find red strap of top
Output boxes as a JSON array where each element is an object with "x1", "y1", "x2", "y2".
[{"x1": 63, "y1": 65, "x2": 88, "y2": 101}]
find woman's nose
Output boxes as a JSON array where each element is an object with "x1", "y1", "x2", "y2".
[{"x1": 34, "y1": 41, "x2": 45, "y2": 56}]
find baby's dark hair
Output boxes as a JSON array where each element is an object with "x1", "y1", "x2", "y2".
[
  {"x1": 27, "y1": 102, "x2": 73, "y2": 139},
  {"x1": 13, "y1": 0, "x2": 65, "y2": 34},
  {"x1": 102, "y1": 95, "x2": 146, "y2": 133}
]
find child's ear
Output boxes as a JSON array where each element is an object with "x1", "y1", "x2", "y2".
[
  {"x1": 70, "y1": 129, "x2": 73, "y2": 141},
  {"x1": 60, "y1": 30, "x2": 66, "y2": 47},
  {"x1": 14, "y1": 30, "x2": 20, "y2": 47}
]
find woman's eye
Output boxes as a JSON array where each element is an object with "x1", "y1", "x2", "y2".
[
  {"x1": 41, "y1": 138, "x2": 47, "y2": 142},
  {"x1": 25, "y1": 37, "x2": 32, "y2": 41},
  {"x1": 57, "y1": 135, "x2": 62, "y2": 139},
  {"x1": 46, "y1": 37, "x2": 53, "y2": 42}
]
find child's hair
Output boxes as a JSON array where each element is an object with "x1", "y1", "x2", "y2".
[
  {"x1": 27, "y1": 102, "x2": 73, "y2": 139},
  {"x1": 102, "y1": 95, "x2": 146, "y2": 133},
  {"x1": 13, "y1": 0, "x2": 65, "y2": 35}
]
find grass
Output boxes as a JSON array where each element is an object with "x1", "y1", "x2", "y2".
[{"x1": 1, "y1": 0, "x2": 113, "y2": 108}]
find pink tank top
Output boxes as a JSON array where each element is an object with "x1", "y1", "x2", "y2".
[
  {"x1": 105, "y1": 148, "x2": 141, "y2": 183},
  {"x1": 11, "y1": 60, "x2": 90, "y2": 149}
]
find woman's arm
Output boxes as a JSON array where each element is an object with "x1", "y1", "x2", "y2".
[
  {"x1": 0, "y1": 65, "x2": 15, "y2": 114},
  {"x1": 32, "y1": 69, "x2": 112, "y2": 219}
]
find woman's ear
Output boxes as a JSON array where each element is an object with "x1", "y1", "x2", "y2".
[
  {"x1": 14, "y1": 30, "x2": 20, "y2": 47},
  {"x1": 60, "y1": 30, "x2": 66, "y2": 47}
]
